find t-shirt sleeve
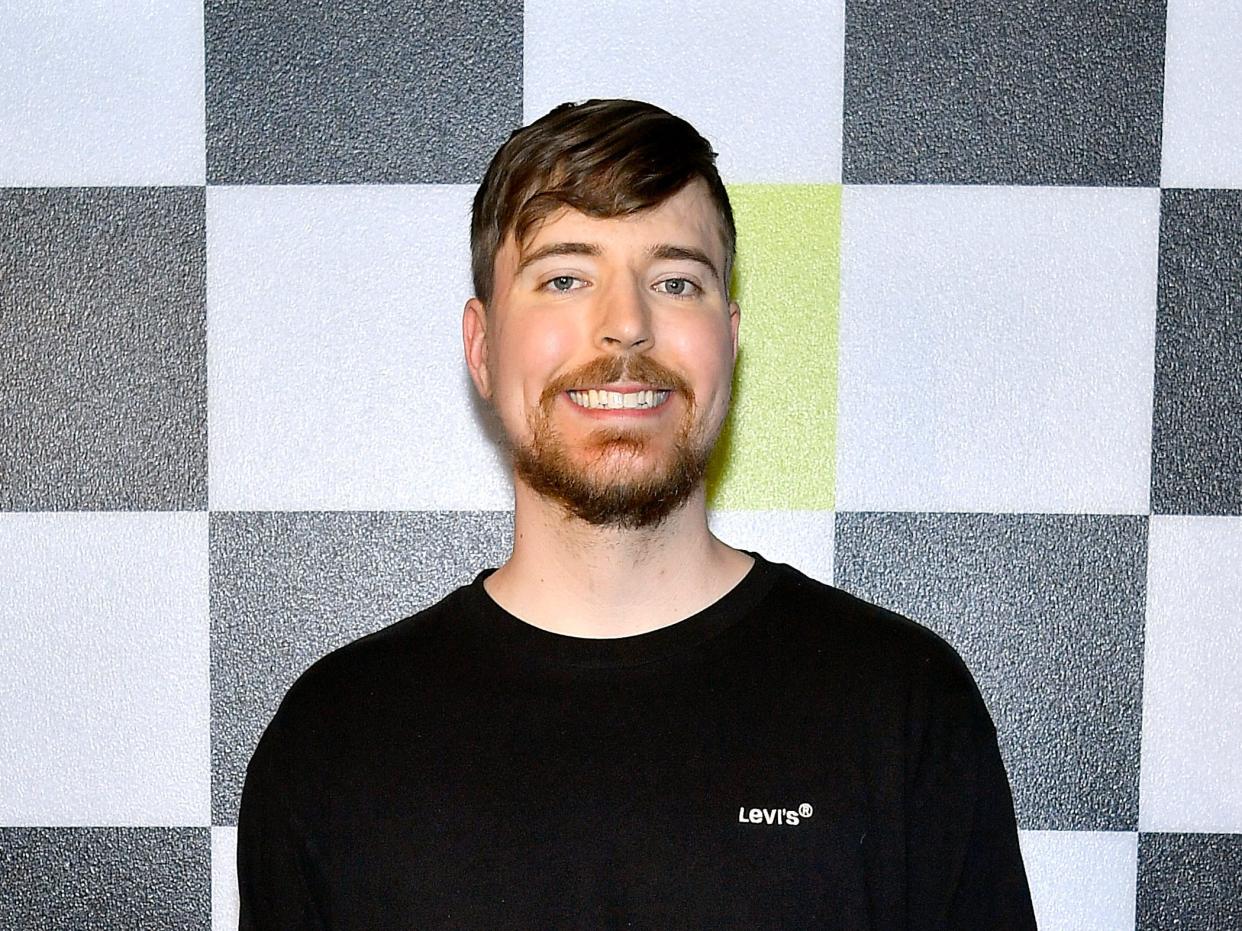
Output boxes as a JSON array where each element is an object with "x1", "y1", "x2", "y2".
[
  {"x1": 236, "y1": 715, "x2": 328, "y2": 930},
  {"x1": 904, "y1": 649, "x2": 1038, "y2": 930},
  {"x1": 941, "y1": 714, "x2": 1037, "y2": 928}
]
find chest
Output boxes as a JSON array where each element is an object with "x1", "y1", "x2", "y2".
[{"x1": 308, "y1": 678, "x2": 904, "y2": 929}]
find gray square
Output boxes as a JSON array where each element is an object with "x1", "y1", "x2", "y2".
[
  {"x1": 0, "y1": 188, "x2": 206, "y2": 511},
  {"x1": 205, "y1": 0, "x2": 522, "y2": 184},
  {"x1": 842, "y1": 0, "x2": 1167, "y2": 184},
  {"x1": 0, "y1": 827, "x2": 209, "y2": 930},
  {"x1": 1151, "y1": 189, "x2": 1242, "y2": 515},
  {"x1": 1137, "y1": 833, "x2": 1242, "y2": 931},
  {"x1": 833, "y1": 512, "x2": 1147, "y2": 830},
  {"x1": 210, "y1": 509, "x2": 513, "y2": 825}
]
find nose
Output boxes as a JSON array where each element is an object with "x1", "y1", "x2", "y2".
[{"x1": 595, "y1": 281, "x2": 653, "y2": 352}]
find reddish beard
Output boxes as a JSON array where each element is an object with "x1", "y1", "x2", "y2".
[{"x1": 508, "y1": 354, "x2": 714, "y2": 529}]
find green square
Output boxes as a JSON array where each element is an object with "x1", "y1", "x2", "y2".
[{"x1": 707, "y1": 185, "x2": 840, "y2": 509}]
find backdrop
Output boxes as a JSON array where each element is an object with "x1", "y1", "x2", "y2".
[{"x1": 1, "y1": 1, "x2": 1239, "y2": 928}]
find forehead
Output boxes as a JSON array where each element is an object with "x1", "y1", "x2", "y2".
[{"x1": 512, "y1": 180, "x2": 726, "y2": 264}]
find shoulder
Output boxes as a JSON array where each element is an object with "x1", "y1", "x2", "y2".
[
  {"x1": 266, "y1": 581, "x2": 477, "y2": 738},
  {"x1": 755, "y1": 558, "x2": 986, "y2": 712}
]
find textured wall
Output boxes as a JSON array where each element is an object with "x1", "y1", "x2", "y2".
[{"x1": 1, "y1": 1, "x2": 1239, "y2": 929}]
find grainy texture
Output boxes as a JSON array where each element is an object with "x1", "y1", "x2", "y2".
[
  {"x1": 210, "y1": 509, "x2": 514, "y2": 824},
  {"x1": 0, "y1": 188, "x2": 206, "y2": 510},
  {"x1": 1137, "y1": 833, "x2": 1242, "y2": 930},
  {"x1": 1151, "y1": 189, "x2": 1242, "y2": 515},
  {"x1": 834, "y1": 512, "x2": 1147, "y2": 831},
  {"x1": 0, "y1": 827, "x2": 210, "y2": 930},
  {"x1": 204, "y1": 0, "x2": 523, "y2": 183},
  {"x1": 842, "y1": 0, "x2": 1167, "y2": 184}
]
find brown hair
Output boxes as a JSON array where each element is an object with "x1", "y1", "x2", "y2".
[{"x1": 470, "y1": 99, "x2": 735, "y2": 305}]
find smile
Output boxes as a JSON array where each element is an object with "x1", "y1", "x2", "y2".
[{"x1": 567, "y1": 388, "x2": 671, "y2": 411}]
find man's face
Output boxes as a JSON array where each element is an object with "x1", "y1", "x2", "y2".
[{"x1": 464, "y1": 179, "x2": 740, "y2": 529}]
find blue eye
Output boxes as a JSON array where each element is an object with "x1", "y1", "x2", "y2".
[
  {"x1": 657, "y1": 278, "x2": 698, "y2": 296},
  {"x1": 546, "y1": 275, "x2": 579, "y2": 292}
]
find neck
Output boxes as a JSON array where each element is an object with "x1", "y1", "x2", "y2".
[{"x1": 485, "y1": 481, "x2": 753, "y2": 638}]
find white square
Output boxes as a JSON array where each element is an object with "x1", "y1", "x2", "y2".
[
  {"x1": 0, "y1": 0, "x2": 205, "y2": 185},
  {"x1": 1018, "y1": 830, "x2": 1138, "y2": 930},
  {"x1": 836, "y1": 185, "x2": 1159, "y2": 514},
  {"x1": 707, "y1": 510, "x2": 834, "y2": 585},
  {"x1": 0, "y1": 513, "x2": 209, "y2": 825},
  {"x1": 1161, "y1": 1, "x2": 1242, "y2": 188},
  {"x1": 523, "y1": 0, "x2": 844, "y2": 182},
  {"x1": 1139, "y1": 516, "x2": 1242, "y2": 832},
  {"x1": 207, "y1": 185, "x2": 511, "y2": 511},
  {"x1": 212, "y1": 827, "x2": 240, "y2": 931}
]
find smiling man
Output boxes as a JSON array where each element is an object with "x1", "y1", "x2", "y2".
[
  {"x1": 238, "y1": 100, "x2": 1036, "y2": 929},
  {"x1": 462, "y1": 136, "x2": 750, "y2": 636}
]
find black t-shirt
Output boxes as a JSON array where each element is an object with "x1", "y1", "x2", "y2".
[{"x1": 238, "y1": 554, "x2": 1036, "y2": 929}]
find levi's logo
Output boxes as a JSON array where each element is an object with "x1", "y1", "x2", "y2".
[{"x1": 738, "y1": 803, "x2": 814, "y2": 826}]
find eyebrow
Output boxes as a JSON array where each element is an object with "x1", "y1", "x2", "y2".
[
  {"x1": 647, "y1": 244, "x2": 720, "y2": 282},
  {"x1": 515, "y1": 242, "x2": 601, "y2": 277},
  {"x1": 515, "y1": 241, "x2": 721, "y2": 283}
]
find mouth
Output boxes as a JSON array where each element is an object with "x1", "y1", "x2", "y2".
[{"x1": 566, "y1": 388, "x2": 672, "y2": 411}]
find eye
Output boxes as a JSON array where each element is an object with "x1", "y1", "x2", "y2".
[
  {"x1": 541, "y1": 275, "x2": 585, "y2": 293},
  {"x1": 654, "y1": 277, "x2": 700, "y2": 297}
]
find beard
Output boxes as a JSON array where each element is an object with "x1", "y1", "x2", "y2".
[{"x1": 507, "y1": 354, "x2": 717, "y2": 530}]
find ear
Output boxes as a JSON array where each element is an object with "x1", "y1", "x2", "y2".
[
  {"x1": 462, "y1": 297, "x2": 492, "y2": 399},
  {"x1": 728, "y1": 300, "x2": 741, "y2": 363}
]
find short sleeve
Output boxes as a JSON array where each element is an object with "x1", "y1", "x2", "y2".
[
  {"x1": 904, "y1": 650, "x2": 1037, "y2": 930},
  {"x1": 942, "y1": 715, "x2": 1037, "y2": 928},
  {"x1": 236, "y1": 716, "x2": 328, "y2": 930}
]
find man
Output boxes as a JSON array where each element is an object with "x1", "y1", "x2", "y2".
[{"x1": 238, "y1": 99, "x2": 1036, "y2": 929}]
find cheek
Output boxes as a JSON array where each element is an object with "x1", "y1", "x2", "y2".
[
  {"x1": 493, "y1": 316, "x2": 581, "y2": 409},
  {"x1": 664, "y1": 317, "x2": 736, "y2": 394}
]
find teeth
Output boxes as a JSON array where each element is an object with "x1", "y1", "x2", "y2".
[{"x1": 567, "y1": 389, "x2": 670, "y2": 410}]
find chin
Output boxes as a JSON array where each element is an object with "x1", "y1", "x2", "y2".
[{"x1": 512, "y1": 433, "x2": 711, "y2": 531}]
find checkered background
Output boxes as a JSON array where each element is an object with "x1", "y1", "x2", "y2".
[{"x1": 1, "y1": 1, "x2": 1239, "y2": 928}]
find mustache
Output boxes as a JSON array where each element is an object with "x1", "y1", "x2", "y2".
[{"x1": 539, "y1": 355, "x2": 694, "y2": 408}]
